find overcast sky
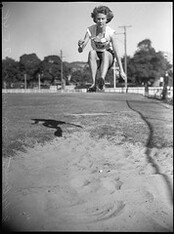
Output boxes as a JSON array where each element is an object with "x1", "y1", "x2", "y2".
[{"x1": 2, "y1": 2, "x2": 173, "y2": 63}]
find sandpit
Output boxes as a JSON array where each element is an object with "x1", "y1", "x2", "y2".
[{"x1": 2, "y1": 131, "x2": 173, "y2": 232}]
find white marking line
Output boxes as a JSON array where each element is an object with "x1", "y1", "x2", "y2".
[
  {"x1": 7, "y1": 158, "x2": 11, "y2": 169},
  {"x1": 65, "y1": 113, "x2": 113, "y2": 116}
]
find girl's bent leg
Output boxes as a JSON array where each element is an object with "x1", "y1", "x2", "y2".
[
  {"x1": 99, "y1": 51, "x2": 113, "y2": 79},
  {"x1": 88, "y1": 50, "x2": 98, "y2": 85}
]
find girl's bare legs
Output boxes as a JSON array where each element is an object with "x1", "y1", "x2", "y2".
[
  {"x1": 88, "y1": 50, "x2": 113, "y2": 91},
  {"x1": 98, "y1": 51, "x2": 113, "y2": 90},
  {"x1": 88, "y1": 50, "x2": 99, "y2": 86}
]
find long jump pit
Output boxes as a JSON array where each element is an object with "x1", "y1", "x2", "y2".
[{"x1": 2, "y1": 111, "x2": 173, "y2": 232}]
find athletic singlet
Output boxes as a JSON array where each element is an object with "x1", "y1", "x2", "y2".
[{"x1": 86, "y1": 24, "x2": 115, "y2": 52}]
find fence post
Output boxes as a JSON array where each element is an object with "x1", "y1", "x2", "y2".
[
  {"x1": 24, "y1": 74, "x2": 27, "y2": 90},
  {"x1": 162, "y1": 72, "x2": 169, "y2": 100}
]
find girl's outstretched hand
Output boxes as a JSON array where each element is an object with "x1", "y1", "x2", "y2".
[
  {"x1": 78, "y1": 39, "x2": 85, "y2": 47},
  {"x1": 78, "y1": 39, "x2": 85, "y2": 53},
  {"x1": 78, "y1": 47, "x2": 83, "y2": 53}
]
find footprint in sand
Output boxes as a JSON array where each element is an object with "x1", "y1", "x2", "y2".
[
  {"x1": 143, "y1": 190, "x2": 154, "y2": 203},
  {"x1": 70, "y1": 173, "x2": 124, "y2": 196},
  {"x1": 70, "y1": 176, "x2": 100, "y2": 195},
  {"x1": 100, "y1": 177, "x2": 123, "y2": 194},
  {"x1": 86, "y1": 200, "x2": 126, "y2": 222},
  {"x1": 68, "y1": 174, "x2": 126, "y2": 223}
]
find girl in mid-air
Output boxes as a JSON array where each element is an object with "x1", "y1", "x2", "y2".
[{"x1": 78, "y1": 5, "x2": 126, "y2": 92}]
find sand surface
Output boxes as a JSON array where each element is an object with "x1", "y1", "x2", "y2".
[
  {"x1": 2, "y1": 129, "x2": 173, "y2": 232},
  {"x1": 2, "y1": 93, "x2": 173, "y2": 232}
]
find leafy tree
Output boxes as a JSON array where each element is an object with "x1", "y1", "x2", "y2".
[
  {"x1": 62, "y1": 63, "x2": 72, "y2": 84},
  {"x1": 71, "y1": 70, "x2": 83, "y2": 84},
  {"x1": 126, "y1": 56, "x2": 137, "y2": 83},
  {"x1": 69, "y1": 63, "x2": 91, "y2": 85},
  {"x1": 40, "y1": 55, "x2": 70, "y2": 85},
  {"x1": 2, "y1": 39, "x2": 172, "y2": 89},
  {"x1": 19, "y1": 53, "x2": 41, "y2": 86},
  {"x1": 2, "y1": 57, "x2": 22, "y2": 88},
  {"x1": 82, "y1": 64, "x2": 91, "y2": 83},
  {"x1": 127, "y1": 39, "x2": 172, "y2": 85},
  {"x1": 40, "y1": 55, "x2": 60, "y2": 85},
  {"x1": 137, "y1": 39, "x2": 153, "y2": 52}
]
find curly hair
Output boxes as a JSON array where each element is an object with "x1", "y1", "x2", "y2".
[{"x1": 91, "y1": 6, "x2": 114, "y2": 23}]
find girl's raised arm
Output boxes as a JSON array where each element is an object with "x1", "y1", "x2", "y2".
[{"x1": 78, "y1": 32, "x2": 90, "y2": 53}]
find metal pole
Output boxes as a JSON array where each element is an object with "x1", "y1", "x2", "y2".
[
  {"x1": 24, "y1": 73, "x2": 27, "y2": 89},
  {"x1": 38, "y1": 73, "x2": 41, "y2": 90},
  {"x1": 113, "y1": 59, "x2": 116, "y2": 89},
  {"x1": 162, "y1": 72, "x2": 169, "y2": 100},
  {"x1": 60, "y1": 50, "x2": 64, "y2": 90},
  {"x1": 118, "y1": 25, "x2": 132, "y2": 92},
  {"x1": 4, "y1": 81, "x2": 6, "y2": 89},
  {"x1": 124, "y1": 27, "x2": 127, "y2": 90}
]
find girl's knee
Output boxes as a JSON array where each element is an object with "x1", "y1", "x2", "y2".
[
  {"x1": 88, "y1": 50, "x2": 97, "y2": 60},
  {"x1": 102, "y1": 51, "x2": 113, "y2": 64},
  {"x1": 102, "y1": 50, "x2": 112, "y2": 59}
]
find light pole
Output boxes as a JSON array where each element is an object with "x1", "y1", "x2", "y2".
[
  {"x1": 118, "y1": 25, "x2": 132, "y2": 92},
  {"x1": 24, "y1": 73, "x2": 27, "y2": 89},
  {"x1": 112, "y1": 59, "x2": 117, "y2": 89},
  {"x1": 162, "y1": 71, "x2": 169, "y2": 100},
  {"x1": 38, "y1": 73, "x2": 41, "y2": 90},
  {"x1": 60, "y1": 50, "x2": 64, "y2": 90}
]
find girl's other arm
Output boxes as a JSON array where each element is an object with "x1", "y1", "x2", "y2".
[
  {"x1": 111, "y1": 33, "x2": 126, "y2": 80},
  {"x1": 78, "y1": 32, "x2": 90, "y2": 53}
]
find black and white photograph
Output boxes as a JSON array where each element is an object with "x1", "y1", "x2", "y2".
[{"x1": 2, "y1": 2, "x2": 173, "y2": 232}]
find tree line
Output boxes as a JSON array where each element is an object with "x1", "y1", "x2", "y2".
[{"x1": 2, "y1": 39, "x2": 173, "y2": 88}]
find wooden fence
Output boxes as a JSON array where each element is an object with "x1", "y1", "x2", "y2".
[{"x1": 2, "y1": 86, "x2": 173, "y2": 100}]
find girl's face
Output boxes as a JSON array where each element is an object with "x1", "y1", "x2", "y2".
[{"x1": 95, "y1": 13, "x2": 107, "y2": 28}]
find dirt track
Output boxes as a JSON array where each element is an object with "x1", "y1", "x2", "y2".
[{"x1": 2, "y1": 93, "x2": 173, "y2": 231}]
